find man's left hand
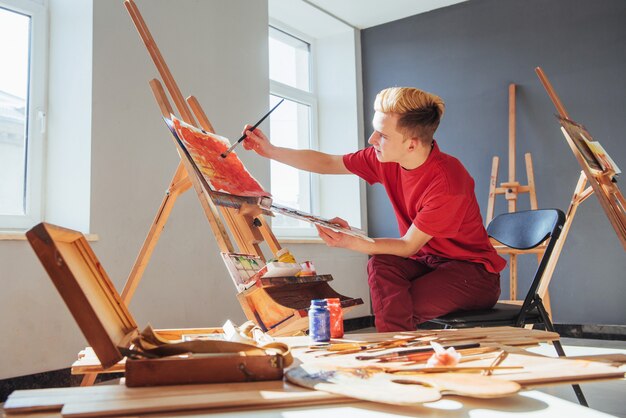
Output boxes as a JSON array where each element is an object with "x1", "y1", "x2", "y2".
[{"x1": 316, "y1": 217, "x2": 356, "y2": 249}]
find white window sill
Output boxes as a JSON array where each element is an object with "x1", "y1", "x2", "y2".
[
  {"x1": 278, "y1": 237, "x2": 324, "y2": 244},
  {"x1": 0, "y1": 232, "x2": 99, "y2": 241}
]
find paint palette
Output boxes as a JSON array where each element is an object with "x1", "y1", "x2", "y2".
[{"x1": 221, "y1": 252, "x2": 264, "y2": 291}]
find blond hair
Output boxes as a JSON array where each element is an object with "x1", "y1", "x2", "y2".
[{"x1": 374, "y1": 87, "x2": 445, "y2": 142}]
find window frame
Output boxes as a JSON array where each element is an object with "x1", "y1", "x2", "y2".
[
  {"x1": 0, "y1": 0, "x2": 47, "y2": 231},
  {"x1": 268, "y1": 21, "x2": 320, "y2": 238}
]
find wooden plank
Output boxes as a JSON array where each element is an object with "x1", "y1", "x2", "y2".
[
  {"x1": 3, "y1": 381, "x2": 343, "y2": 416},
  {"x1": 537, "y1": 172, "x2": 587, "y2": 299},
  {"x1": 525, "y1": 153, "x2": 539, "y2": 210},
  {"x1": 509, "y1": 254, "x2": 517, "y2": 300},
  {"x1": 26, "y1": 224, "x2": 136, "y2": 369},
  {"x1": 508, "y1": 83, "x2": 516, "y2": 183},
  {"x1": 124, "y1": 0, "x2": 197, "y2": 125},
  {"x1": 486, "y1": 156, "x2": 499, "y2": 225},
  {"x1": 60, "y1": 390, "x2": 345, "y2": 417}
]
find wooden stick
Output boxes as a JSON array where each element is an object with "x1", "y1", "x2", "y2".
[
  {"x1": 509, "y1": 254, "x2": 517, "y2": 300},
  {"x1": 486, "y1": 156, "x2": 499, "y2": 225},
  {"x1": 525, "y1": 153, "x2": 538, "y2": 210},
  {"x1": 537, "y1": 172, "x2": 587, "y2": 299},
  {"x1": 535, "y1": 67, "x2": 570, "y2": 119},
  {"x1": 508, "y1": 83, "x2": 516, "y2": 183},
  {"x1": 482, "y1": 351, "x2": 508, "y2": 376},
  {"x1": 125, "y1": 0, "x2": 197, "y2": 125},
  {"x1": 390, "y1": 366, "x2": 523, "y2": 374}
]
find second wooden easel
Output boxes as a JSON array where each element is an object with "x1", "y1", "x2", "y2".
[{"x1": 487, "y1": 84, "x2": 550, "y2": 310}]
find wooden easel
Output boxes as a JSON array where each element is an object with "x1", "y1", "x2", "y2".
[
  {"x1": 487, "y1": 84, "x2": 550, "y2": 310},
  {"x1": 120, "y1": 0, "x2": 361, "y2": 334},
  {"x1": 535, "y1": 67, "x2": 626, "y2": 252}
]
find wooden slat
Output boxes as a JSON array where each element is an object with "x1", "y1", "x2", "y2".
[
  {"x1": 537, "y1": 172, "x2": 587, "y2": 299},
  {"x1": 525, "y1": 153, "x2": 539, "y2": 210},
  {"x1": 124, "y1": 0, "x2": 196, "y2": 125},
  {"x1": 4, "y1": 381, "x2": 343, "y2": 416},
  {"x1": 509, "y1": 254, "x2": 517, "y2": 300},
  {"x1": 508, "y1": 83, "x2": 516, "y2": 183},
  {"x1": 535, "y1": 67, "x2": 570, "y2": 119},
  {"x1": 486, "y1": 156, "x2": 499, "y2": 225}
]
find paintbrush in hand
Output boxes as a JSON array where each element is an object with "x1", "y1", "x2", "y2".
[{"x1": 220, "y1": 98, "x2": 284, "y2": 158}]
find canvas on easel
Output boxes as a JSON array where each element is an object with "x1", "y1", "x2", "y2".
[{"x1": 535, "y1": 67, "x2": 626, "y2": 252}]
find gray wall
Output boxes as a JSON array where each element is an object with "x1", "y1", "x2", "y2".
[{"x1": 361, "y1": 0, "x2": 626, "y2": 325}]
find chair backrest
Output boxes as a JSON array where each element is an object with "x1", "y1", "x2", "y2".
[{"x1": 487, "y1": 209, "x2": 566, "y2": 322}]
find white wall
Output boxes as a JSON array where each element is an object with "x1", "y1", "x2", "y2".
[
  {"x1": 45, "y1": 0, "x2": 92, "y2": 233},
  {"x1": 0, "y1": 0, "x2": 94, "y2": 379},
  {"x1": 0, "y1": 0, "x2": 371, "y2": 379}
]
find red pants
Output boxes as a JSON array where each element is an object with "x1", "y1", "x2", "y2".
[{"x1": 367, "y1": 254, "x2": 501, "y2": 332}]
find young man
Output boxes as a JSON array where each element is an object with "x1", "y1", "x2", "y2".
[{"x1": 243, "y1": 87, "x2": 506, "y2": 332}]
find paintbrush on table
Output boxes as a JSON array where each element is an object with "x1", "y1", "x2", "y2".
[
  {"x1": 356, "y1": 342, "x2": 480, "y2": 361},
  {"x1": 220, "y1": 98, "x2": 284, "y2": 158}
]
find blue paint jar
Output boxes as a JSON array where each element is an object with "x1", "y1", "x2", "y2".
[{"x1": 309, "y1": 299, "x2": 330, "y2": 342}]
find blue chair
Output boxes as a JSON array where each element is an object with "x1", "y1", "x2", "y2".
[{"x1": 429, "y1": 209, "x2": 587, "y2": 406}]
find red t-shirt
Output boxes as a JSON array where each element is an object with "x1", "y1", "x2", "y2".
[{"x1": 343, "y1": 141, "x2": 506, "y2": 274}]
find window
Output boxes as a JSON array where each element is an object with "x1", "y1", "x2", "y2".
[
  {"x1": 268, "y1": 3, "x2": 365, "y2": 237},
  {"x1": 268, "y1": 25, "x2": 318, "y2": 236},
  {"x1": 0, "y1": 0, "x2": 46, "y2": 230}
]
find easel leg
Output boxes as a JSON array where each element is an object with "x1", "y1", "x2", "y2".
[
  {"x1": 80, "y1": 373, "x2": 97, "y2": 387},
  {"x1": 486, "y1": 156, "x2": 499, "y2": 226},
  {"x1": 509, "y1": 254, "x2": 517, "y2": 300},
  {"x1": 121, "y1": 162, "x2": 191, "y2": 304}
]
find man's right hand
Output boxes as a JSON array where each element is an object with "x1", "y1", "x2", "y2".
[
  {"x1": 240, "y1": 124, "x2": 349, "y2": 175},
  {"x1": 242, "y1": 125, "x2": 274, "y2": 158}
]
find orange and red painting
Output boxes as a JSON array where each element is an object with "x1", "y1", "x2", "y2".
[{"x1": 169, "y1": 115, "x2": 270, "y2": 197}]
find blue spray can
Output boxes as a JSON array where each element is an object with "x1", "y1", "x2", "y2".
[{"x1": 309, "y1": 299, "x2": 330, "y2": 342}]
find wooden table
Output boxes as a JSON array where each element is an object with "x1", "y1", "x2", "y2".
[
  {"x1": 4, "y1": 328, "x2": 624, "y2": 417},
  {"x1": 2, "y1": 380, "x2": 618, "y2": 417}
]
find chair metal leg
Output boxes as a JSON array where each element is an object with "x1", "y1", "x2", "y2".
[{"x1": 537, "y1": 302, "x2": 589, "y2": 407}]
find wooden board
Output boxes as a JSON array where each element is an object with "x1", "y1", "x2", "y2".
[
  {"x1": 3, "y1": 381, "x2": 345, "y2": 417},
  {"x1": 285, "y1": 365, "x2": 520, "y2": 405},
  {"x1": 26, "y1": 223, "x2": 136, "y2": 369}
]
